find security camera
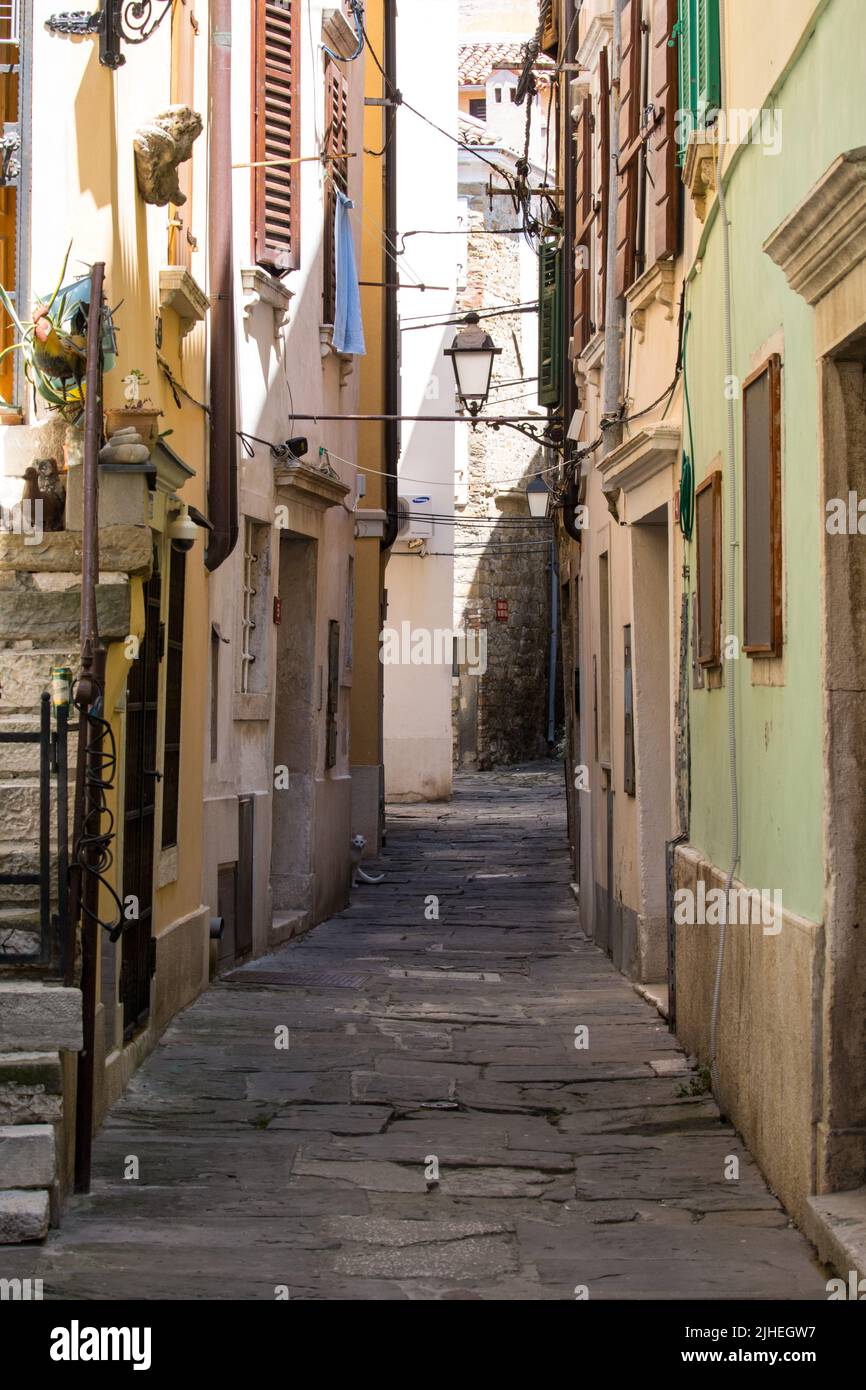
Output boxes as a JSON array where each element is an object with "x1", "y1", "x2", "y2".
[{"x1": 168, "y1": 507, "x2": 198, "y2": 552}]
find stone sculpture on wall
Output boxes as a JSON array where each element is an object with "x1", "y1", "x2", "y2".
[{"x1": 133, "y1": 105, "x2": 203, "y2": 207}]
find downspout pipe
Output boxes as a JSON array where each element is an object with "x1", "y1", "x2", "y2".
[
  {"x1": 561, "y1": 0, "x2": 584, "y2": 547},
  {"x1": 380, "y1": 0, "x2": 399, "y2": 551},
  {"x1": 205, "y1": 0, "x2": 239, "y2": 572},
  {"x1": 601, "y1": 0, "x2": 625, "y2": 467}
]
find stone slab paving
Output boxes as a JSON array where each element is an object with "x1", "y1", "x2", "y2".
[{"x1": 5, "y1": 767, "x2": 826, "y2": 1299}]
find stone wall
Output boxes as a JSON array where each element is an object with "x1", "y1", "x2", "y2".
[{"x1": 453, "y1": 205, "x2": 550, "y2": 768}]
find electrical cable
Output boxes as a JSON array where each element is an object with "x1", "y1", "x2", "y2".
[{"x1": 679, "y1": 309, "x2": 695, "y2": 541}]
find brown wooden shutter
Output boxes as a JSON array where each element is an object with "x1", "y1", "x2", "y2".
[
  {"x1": 573, "y1": 95, "x2": 594, "y2": 356},
  {"x1": 597, "y1": 44, "x2": 610, "y2": 330},
  {"x1": 252, "y1": 0, "x2": 300, "y2": 275},
  {"x1": 614, "y1": 0, "x2": 643, "y2": 297},
  {"x1": 323, "y1": 58, "x2": 350, "y2": 324},
  {"x1": 649, "y1": 0, "x2": 680, "y2": 262}
]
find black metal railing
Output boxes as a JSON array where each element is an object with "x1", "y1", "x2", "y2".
[{"x1": 0, "y1": 691, "x2": 71, "y2": 974}]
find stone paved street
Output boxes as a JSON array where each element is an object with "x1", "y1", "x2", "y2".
[{"x1": 12, "y1": 769, "x2": 825, "y2": 1299}]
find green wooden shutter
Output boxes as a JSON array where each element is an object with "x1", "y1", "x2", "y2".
[
  {"x1": 696, "y1": 0, "x2": 721, "y2": 122},
  {"x1": 676, "y1": 0, "x2": 695, "y2": 166},
  {"x1": 677, "y1": 0, "x2": 720, "y2": 160},
  {"x1": 538, "y1": 243, "x2": 562, "y2": 409}
]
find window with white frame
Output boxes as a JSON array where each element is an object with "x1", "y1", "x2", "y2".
[{"x1": 239, "y1": 519, "x2": 271, "y2": 695}]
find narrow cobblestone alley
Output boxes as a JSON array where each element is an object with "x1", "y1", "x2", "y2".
[{"x1": 11, "y1": 769, "x2": 824, "y2": 1300}]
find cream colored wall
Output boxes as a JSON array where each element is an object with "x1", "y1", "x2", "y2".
[
  {"x1": 458, "y1": 0, "x2": 539, "y2": 35},
  {"x1": 3, "y1": 10, "x2": 213, "y2": 1116},
  {"x1": 383, "y1": 0, "x2": 457, "y2": 802},
  {"x1": 203, "y1": 0, "x2": 361, "y2": 947}
]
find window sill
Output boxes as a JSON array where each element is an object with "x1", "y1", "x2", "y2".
[
  {"x1": 242, "y1": 267, "x2": 293, "y2": 339},
  {"x1": 319, "y1": 325, "x2": 355, "y2": 386},
  {"x1": 682, "y1": 131, "x2": 720, "y2": 224}
]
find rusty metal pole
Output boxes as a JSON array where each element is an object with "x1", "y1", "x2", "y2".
[{"x1": 73, "y1": 261, "x2": 106, "y2": 1195}]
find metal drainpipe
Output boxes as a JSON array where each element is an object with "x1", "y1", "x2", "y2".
[
  {"x1": 561, "y1": 0, "x2": 584, "y2": 547},
  {"x1": 380, "y1": 0, "x2": 399, "y2": 551},
  {"x1": 205, "y1": 0, "x2": 239, "y2": 572},
  {"x1": 547, "y1": 535, "x2": 559, "y2": 747},
  {"x1": 601, "y1": 0, "x2": 625, "y2": 460}
]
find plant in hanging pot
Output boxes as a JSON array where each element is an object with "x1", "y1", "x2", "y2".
[{"x1": 104, "y1": 369, "x2": 162, "y2": 449}]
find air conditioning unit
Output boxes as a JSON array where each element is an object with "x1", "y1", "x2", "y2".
[{"x1": 397, "y1": 494, "x2": 434, "y2": 540}]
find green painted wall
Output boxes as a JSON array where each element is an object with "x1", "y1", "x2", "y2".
[{"x1": 685, "y1": 0, "x2": 866, "y2": 926}]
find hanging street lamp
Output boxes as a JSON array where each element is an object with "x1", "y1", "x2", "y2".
[
  {"x1": 444, "y1": 313, "x2": 502, "y2": 417},
  {"x1": 526, "y1": 472, "x2": 551, "y2": 520}
]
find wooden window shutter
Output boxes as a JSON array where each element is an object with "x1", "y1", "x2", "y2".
[
  {"x1": 323, "y1": 58, "x2": 349, "y2": 325},
  {"x1": 695, "y1": 469, "x2": 722, "y2": 666},
  {"x1": 649, "y1": 0, "x2": 680, "y2": 262},
  {"x1": 538, "y1": 243, "x2": 562, "y2": 408},
  {"x1": 541, "y1": 0, "x2": 559, "y2": 56},
  {"x1": 252, "y1": 0, "x2": 300, "y2": 275},
  {"x1": 677, "y1": 0, "x2": 695, "y2": 163},
  {"x1": 623, "y1": 625, "x2": 635, "y2": 796},
  {"x1": 742, "y1": 355, "x2": 783, "y2": 657},
  {"x1": 695, "y1": 0, "x2": 721, "y2": 120},
  {"x1": 614, "y1": 0, "x2": 643, "y2": 298},
  {"x1": 573, "y1": 95, "x2": 594, "y2": 356},
  {"x1": 597, "y1": 44, "x2": 611, "y2": 331}
]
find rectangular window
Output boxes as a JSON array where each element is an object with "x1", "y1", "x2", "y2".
[
  {"x1": 695, "y1": 469, "x2": 722, "y2": 667},
  {"x1": 623, "y1": 625, "x2": 635, "y2": 795},
  {"x1": 161, "y1": 547, "x2": 186, "y2": 849},
  {"x1": 252, "y1": 0, "x2": 300, "y2": 275},
  {"x1": 743, "y1": 354, "x2": 783, "y2": 656},
  {"x1": 0, "y1": 0, "x2": 31, "y2": 413},
  {"x1": 239, "y1": 519, "x2": 271, "y2": 694},
  {"x1": 598, "y1": 552, "x2": 611, "y2": 767},
  {"x1": 323, "y1": 57, "x2": 349, "y2": 325},
  {"x1": 468, "y1": 98, "x2": 487, "y2": 121}
]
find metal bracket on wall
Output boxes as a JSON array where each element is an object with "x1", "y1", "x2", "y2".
[{"x1": 46, "y1": 0, "x2": 174, "y2": 70}]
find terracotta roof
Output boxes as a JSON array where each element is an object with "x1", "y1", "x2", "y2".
[
  {"x1": 457, "y1": 114, "x2": 503, "y2": 147},
  {"x1": 458, "y1": 40, "x2": 551, "y2": 86}
]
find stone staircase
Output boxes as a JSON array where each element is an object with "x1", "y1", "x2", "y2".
[{"x1": 0, "y1": 537, "x2": 138, "y2": 1238}]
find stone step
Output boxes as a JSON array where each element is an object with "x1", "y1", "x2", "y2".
[
  {"x1": 0, "y1": 983, "x2": 82, "y2": 1052},
  {"x1": 0, "y1": 1124, "x2": 55, "y2": 1189},
  {"x1": 0, "y1": 779, "x2": 76, "y2": 843},
  {"x1": 0, "y1": 845, "x2": 65, "y2": 905},
  {"x1": 0, "y1": 713, "x2": 78, "y2": 776},
  {"x1": 0, "y1": 578, "x2": 130, "y2": 645},
  {"x1": 0, "y1": 1189, "x2": 49, "y2": 1244},
  {"x1": 0, "y1": 648, "x2": 79, "y2": 711}
]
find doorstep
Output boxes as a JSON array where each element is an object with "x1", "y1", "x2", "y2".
[{"x1": 804, "y1": 1187, "x2": 866, "y2": 1283}]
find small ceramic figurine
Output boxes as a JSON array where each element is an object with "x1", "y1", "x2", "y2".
[{"x1": 22, "y1": 458, "x2": 65, "y2": 531}]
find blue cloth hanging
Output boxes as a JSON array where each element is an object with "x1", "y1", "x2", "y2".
[{"x1": 332, "y1": 188, "x2": 366, "y2": 357}]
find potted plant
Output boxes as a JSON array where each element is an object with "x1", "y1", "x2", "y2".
[
  {"x1": 105, "y1": 369, "x2": 162, "y2": 448},
  {"x1": 0, "y1": 243, "x2": 118, "y2": 425}
]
